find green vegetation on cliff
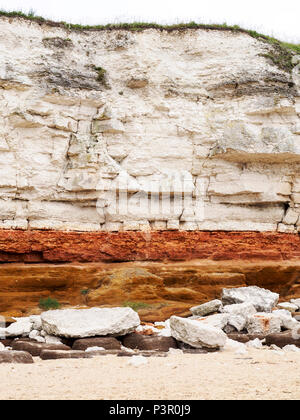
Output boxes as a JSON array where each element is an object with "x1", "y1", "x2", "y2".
[{"x1": 0, "y1": 9, "x2": 299, "y2": 72}]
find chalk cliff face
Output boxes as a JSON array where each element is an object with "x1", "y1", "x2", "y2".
[{"x1": 0, "y1": 16, "x2": 299, "y2": 233}]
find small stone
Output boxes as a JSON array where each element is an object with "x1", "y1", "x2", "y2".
[
  {"x1": 85, "y1": 346, "x2": 105, "y2": 352},
  {"x1": 126, "y1": 78, "x2": 148, "y2": 89},
  {"x1": 190, "y1": 299, "x2": 222, "y2": 316}
]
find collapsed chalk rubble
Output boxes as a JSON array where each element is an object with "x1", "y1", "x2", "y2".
[{"x1": 1, "y1": 286, "x2": 300, "y2": 363}]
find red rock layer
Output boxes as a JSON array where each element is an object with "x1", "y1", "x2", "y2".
[{"x1": 0, "y1": 230, "x2": 299, "y2": 263}]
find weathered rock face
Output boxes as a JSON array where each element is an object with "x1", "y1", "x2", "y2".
[
  {"x1": 1, "y1": 260, "x2": 300, "y2": 321},
  {"x1": 0, "y1": 17, "x2": 299, "y2": 233},
  {"x1": 0, "y1": 17, "x2": 300, "y2": 320}
]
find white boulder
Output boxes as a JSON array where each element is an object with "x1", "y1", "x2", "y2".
[
  {"x1": 0, "y1": 342, "x2": 5, "y2": 351},
  {"x1": 222, "y1": 286, "x2": 279, "y2": 312},
  {"x1": 272, "y1": 309, "x2": 300, "y2": 330},
  {"x1": 170, "y1": 316, "x2": 227, "y2": 349},
  {"x1": 190, "y1": 300, "x2": 222, "y2": 316},
  {"x1": 246, "y1": 313, "x2": 282, "y2": 335},
  {"x1": 5, "y1": 318, "x2": 32, "y2": 337},
  {"x1": 41, "y1": 307, "x2": 140, "y2": 338}
]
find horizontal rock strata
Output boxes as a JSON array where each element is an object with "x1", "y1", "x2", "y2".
[
  {"x1": 1, "y1": 259, "x2": 300, "y2": 320},
  {"x1": 0, "y1": 17, "x2": 298, "y2": 233},
  {"x1": 0, "y1": 230, "x2": 300, "y2": 262}
]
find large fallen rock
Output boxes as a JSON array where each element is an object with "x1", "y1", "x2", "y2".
[
  {"x1": 0, "y1": 351, "x2": 34, "y2": 364},
  {"x1": 72, "y1": 337, "x2": 121, "y2": 351},
  {"x1": 222, "y1": 286, "x2": 279, "y2": 312},
  {"x1": 122, "y1": 333, "x2": 177, "y2": 352},
  {"x1": 11, "y1": 340, "x2": 71, "y2": 356},
  {"x1": 190, "y1": 300, "x2": 222, "y2": 316},
  {"x1": 41, "y1": 308, "x2": 140, "y2": 338},
  {"x1": 246, "y1": 313, "x2": 282, "y2": 335},
  {"x1": 170, "y1": 316, "x2": 227, "y2": 349}
]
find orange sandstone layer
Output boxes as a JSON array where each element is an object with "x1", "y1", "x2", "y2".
[
  {"x1": 0, "y1": 230, "x2": 299, "y2": 263},
  {"x1": 1, "y1": 260, "x2": 300, "y2": 321}
]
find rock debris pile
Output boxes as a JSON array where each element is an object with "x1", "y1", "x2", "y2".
[{"x1": 1, "y1": 286, "x2": 300, "y2": 363}]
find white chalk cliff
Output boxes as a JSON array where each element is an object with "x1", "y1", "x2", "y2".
[{"x1": 0, "y1": 16, "x2": 299, "y2": 232}]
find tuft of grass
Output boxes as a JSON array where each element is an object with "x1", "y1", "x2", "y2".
[
  {"x1": 0, "y1": 10, "x2": 299, "y2": 72},
  {"x1": 39, "y1": 297, "x2": 60, "y2": 311},
  {"x1": 93, "y1": 66, "x2": 107, "y2": 83},
  {"x1": 80, "y1": 289, "x2": 90, "y2": 296},
  {"x1": 123, "y1": 301, "x2": 152, "y2": 312}
]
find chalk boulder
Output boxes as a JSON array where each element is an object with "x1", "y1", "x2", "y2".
[
  {"x1": 41, "y1": 307, "x2": 140, "y2": 338},
  {"x1": 222, "y1": 286, "x2": 279, "y2": 312},
  {"x1": 170, "y1": 316, "x2": 227, "y2": 349}
]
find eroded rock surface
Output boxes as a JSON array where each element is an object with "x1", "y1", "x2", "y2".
[{"x1": 0, "y1": 17, "x2": 298, "y2": 233}]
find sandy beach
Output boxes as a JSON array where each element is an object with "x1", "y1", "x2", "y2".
[{"x1": 1, "y1": 349, "x2": 300, "y2": 400}]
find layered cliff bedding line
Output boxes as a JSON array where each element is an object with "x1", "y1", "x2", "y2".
[
  {"x1": 0, "y1": 16, "x2": 299, "y2": 234},
  {"x1": 0, "y1": 230, "x2": 299, "y2": 263},
  {"x1": 0, "y1": 259, "x2": 300, "y2": 319}
]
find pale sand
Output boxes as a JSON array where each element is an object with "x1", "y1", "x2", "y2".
[{"x1": 1, "y1": 349, "x2": 300, "y2": 400}]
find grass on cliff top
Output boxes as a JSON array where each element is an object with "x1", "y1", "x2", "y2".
[
  {"x1": 0, "y1": 10, "x2": 299, "y2": 73},
  {"x1": 0, "y1": 9, "x2": 299, "y2": 54}
]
